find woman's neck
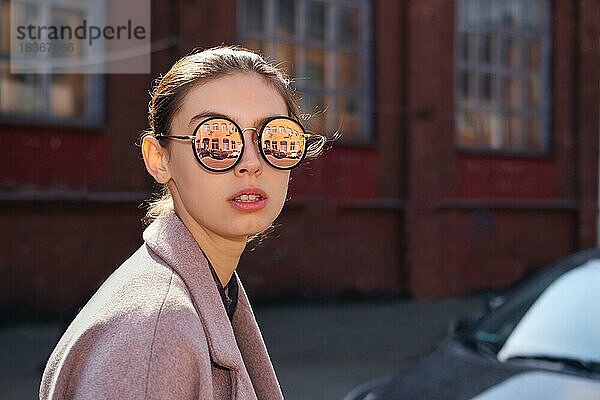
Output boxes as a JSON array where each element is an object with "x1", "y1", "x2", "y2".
[
  {"x1": 174, "y1": 207, "x2": 246, "y2": 287},
  {"x1": 195, "y1": 227, "x2": 245, "y2": 287}
]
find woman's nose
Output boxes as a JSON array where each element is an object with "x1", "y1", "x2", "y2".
[{"x1": 234, "y1": 131, "x2": 262, "y2": 176}]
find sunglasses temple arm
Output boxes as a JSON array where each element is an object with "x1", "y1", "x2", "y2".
[
  {"x1": 304, "y1": 133, "x2": 326, "y2": 145},
  {"x1": 156, "y1": 135, "x2": 196, "y2": 140}
]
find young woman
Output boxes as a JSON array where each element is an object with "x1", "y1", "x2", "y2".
[{"x1": 40, "y1": 46, "x2": 327, "y2": 399}]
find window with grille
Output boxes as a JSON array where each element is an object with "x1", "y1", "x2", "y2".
[
  {"x1": 0, "y1": 0, "x2": 104, "y2": 126},
  {"x1": 238, "y1": 0, "x2": 372, "y2": 143},
  {"x1": 455, "y1": 0, "x2": 550, "y2": 153}
]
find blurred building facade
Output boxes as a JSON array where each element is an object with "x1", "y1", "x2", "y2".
[{"x1": 0, "y1": 0, "x2": 598, "y2": 314}]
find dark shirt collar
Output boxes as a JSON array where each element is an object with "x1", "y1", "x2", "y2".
[{"x1": 205, "y1": 255, "x2": 239, "y2": 321}]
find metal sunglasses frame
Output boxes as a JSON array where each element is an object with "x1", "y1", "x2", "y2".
[{"x1": 156, "y1": 115, "x2": 314, "y2": 172}]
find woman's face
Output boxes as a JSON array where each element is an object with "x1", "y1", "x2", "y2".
[{"x1": 165, "y1": 73, "x2": 291, "y2": 239}]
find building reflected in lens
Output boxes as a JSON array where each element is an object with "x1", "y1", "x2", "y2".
[
  {"x1": 262, "y1": 119, "x2": 305, "y2": 168},
  {"x1": 195, "y1": 119, "x2": 242, "y2": 161}
]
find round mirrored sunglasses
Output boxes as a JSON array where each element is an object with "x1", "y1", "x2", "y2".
[{"x1": 156, "y1": 115, "x2": 310, "y2": 172}]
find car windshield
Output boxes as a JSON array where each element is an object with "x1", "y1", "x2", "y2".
[{"x1": 470, "y1": 259, "x2": 600, "y2": 365}]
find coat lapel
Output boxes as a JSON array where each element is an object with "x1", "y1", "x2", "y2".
[
  {"x1": 142, "y1": 213, "x2": 259, "y2": 398},
  {"x1": 232, "y1": 279, "x2": 284, "y2": 399}
]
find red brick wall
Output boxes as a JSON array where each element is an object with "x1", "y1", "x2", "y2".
[
  {"x1": 404, "y1": 0, "x2": 457, "y2": 298},
  {"x1": 0, "y1": 127, "x2": 109, "y2": 188},
  {"x1": 576, "y1": 0, "x2": 600, "y2": 249},
  {"x1": 0, "y1": 202, "x2": 144, "y2": 313},
  {"x1": 444, "y1": 207, "x2": 574, "y2": 296},
  {"x1": 374, "y1": 0, "x2": 405, "y2": 198},
  {"x1": 405, "y1": 0, "x2": 598, "y2": 298},
  {"x1": 453, "y1": 155, "x2": 559, "y2": 199},
  {"x1": 240, "y1": 0, "x2": 403, "y2": 299},
  {"x1": 0, "y1": 0, "x2": 597, "y2": 312},
  {"x1": 239, "y1": 201, "x2": 403, "y2": 299}
]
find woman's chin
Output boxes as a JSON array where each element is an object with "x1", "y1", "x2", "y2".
[
  {"x1": 241, "y1": 226, "x2": 270, "y2": 238},
  {"x1": 247, "y1": 223, "x2": 276, "y2": 237},
  {"x1": 223, "y1": 222, "x2": 271, "y2": 239}
]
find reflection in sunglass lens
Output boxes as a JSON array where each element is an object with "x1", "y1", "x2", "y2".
[
  {"x1": 193, "y1": 118, "x2": 243, "y2": 171},
  {"x1": 261, "y1": 118, "x2": 306, "y2": 169}
]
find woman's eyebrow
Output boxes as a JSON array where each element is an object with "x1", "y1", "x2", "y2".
[
  {"x1": 188, "y1": 112, "x2": 286, "y2": 129},
  {"x1": 253, "y1": 115, "x2": 280, "y2": 128},
  {"x1": 188, "y1": 111, "x2": 224, "y2": 128}
]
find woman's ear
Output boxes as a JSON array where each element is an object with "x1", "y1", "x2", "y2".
[{"x1": 142, "y1": 136, "x2": 171, "y2": 184}]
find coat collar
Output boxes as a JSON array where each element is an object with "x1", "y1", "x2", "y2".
[
  {"x1": 232, "y1": 279, "x2": 284, "y2": 399},
  {"x1": 142, "y1": 212, "x2": 283, "y2": 399}
]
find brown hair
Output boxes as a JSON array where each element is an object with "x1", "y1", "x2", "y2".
[{"x1": 141, "y1": 45, "x2": 330, "y2": 227}]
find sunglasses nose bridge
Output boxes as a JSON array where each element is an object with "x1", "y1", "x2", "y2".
[
  {"x1": 240, "y1": 127, "x2": 261, "y2": 148},
  {"x1": 230, "y1": 128, "x2": 262, "y2": 175}
]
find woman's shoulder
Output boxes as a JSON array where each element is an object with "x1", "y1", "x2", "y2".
[
  {"x1": 77, "y1": 245, "x2": 196, "y2": 324},
  {"x1": 47, "y1": 246, "x2": 202, "y2": 361},
  {"x1": 40, "y1": 245, "x2": 209, "y2": 399},
  {"x1": 51, "y1": 245, "x2": 204, "y2": 350}
]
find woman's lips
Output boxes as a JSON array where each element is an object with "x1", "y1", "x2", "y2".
[
  {"x1": 229, "y1": 197, "x2": 267, "y2": 212},
  {"x1": 229, "y1": 188, "x2": 268, "y2": 212}
]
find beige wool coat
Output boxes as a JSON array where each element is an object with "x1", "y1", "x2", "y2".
[{"x1": 40, "y1": 212, "x2": 284, "y2": 400}]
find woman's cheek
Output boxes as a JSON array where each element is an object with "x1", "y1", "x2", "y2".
[{"x1": 272, "y1": 174, "x2": 290, "y2": 215}]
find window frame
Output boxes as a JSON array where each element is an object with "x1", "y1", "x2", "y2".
[
  {"x1": 237, "y1": 0, "x2": 373, "y2": 144},
  {"x1": 0, "y1": 0, "x2": 105, "y2": 128},
  {"x1": 454, "y1": 0, "x2": 552, "y2": 156}
]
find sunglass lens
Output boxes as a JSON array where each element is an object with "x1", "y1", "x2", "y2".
[
  {"x1": 194, "y1": 118, "x2": 242, "y2": 171},
  {"x1": 260, "y1": 118, "x2": 305, "y2": 169}
]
